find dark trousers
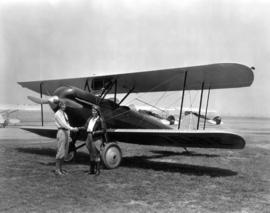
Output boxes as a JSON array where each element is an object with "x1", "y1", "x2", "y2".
[{"x1": 86, "y1": 133, "x2": 102, "y2": 162}]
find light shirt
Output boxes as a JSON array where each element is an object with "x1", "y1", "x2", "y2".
[
  {"x1": 87, "y1": 116, "x2": 99, "y2": 132},
  {"x1": 54, "y1": 110, "x2": 75, "y2": 131}
]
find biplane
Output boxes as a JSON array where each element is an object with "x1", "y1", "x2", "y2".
[
  {"x1": 18, "y1": 63, "x2": 254, "y2": 169},
  {"x1": 134, "y1": 104, "x2": 222, "y2": 126},
  {"x1": 183, "y1": 110, "x2": 223, "y2": 125},
  {"x1": 0, "y1": 109, "x2": 20, "y2": 128}
]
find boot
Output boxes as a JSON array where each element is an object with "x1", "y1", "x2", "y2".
[
  {"x1": 89, "y1": 161, "x2": 96, "y2": 174},
  {"x1": 55, "y1": 159, "x2": 64, "y2": 175},
  {"x1": 95, "y1": 160, "x2": 100, "y2": 176}
]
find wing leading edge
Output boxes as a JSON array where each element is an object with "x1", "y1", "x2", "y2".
[
  {"x1": 107, "y1": 129, "x2": 245, "y2": 149},
  {"x1": 21, "y1": 126, "x2": 58, "y2": 139},
  {"x1": 18, "y1": 63, "x2": 254, "y2": 95}
]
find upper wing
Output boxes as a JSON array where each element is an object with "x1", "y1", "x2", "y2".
[
  {"x1": 18, "y1": 63, "x2": 254, "y2": 95},
  {"x1": 107, "y1": 129, "x2": 245, "y2": 149}
]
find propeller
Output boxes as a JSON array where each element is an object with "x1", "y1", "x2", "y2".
[
  {"x1": 27, "y1": 96, "x2": 83, "y2": 109},
  {"x1": 27, "y1": 96, "x2": 53, "y2": 104}
]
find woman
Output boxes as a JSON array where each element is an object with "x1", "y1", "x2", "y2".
[
  {"x1": 54, "y1": 101, "x2": 78, "y2": 175},
  {"x1": 83, "y1": 106, "x2": 107, "y2": 175}
]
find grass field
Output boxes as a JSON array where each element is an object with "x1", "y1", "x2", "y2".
[{"x1": 0, "y1": 112, "x2": 270, "y2": 212}]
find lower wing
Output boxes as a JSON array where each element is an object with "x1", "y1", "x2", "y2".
[
  {"x1": 21, "y1": 126, "x2": 58, "y2": 139},
  {"x1": 107, "y1": 129, "x2": 245, "y2": 149},
  {"x1": 20, "y1": 127, "x2": 245, "y2": 149}
]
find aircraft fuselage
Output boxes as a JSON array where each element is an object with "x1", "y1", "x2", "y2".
[{"x1": 53, "y1": 86, "x2": 172, "y2": 130}]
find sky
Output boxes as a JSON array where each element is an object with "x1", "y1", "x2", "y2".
[{"x1": 0, "y1": 0, "x2": 269, "y2": 117}]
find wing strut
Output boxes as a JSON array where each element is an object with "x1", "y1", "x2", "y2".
[
  {"x1": 40, "y1": 82, "x2": 44, "y2": 126},
  {"x1": 178, "y1": 71, "x2": 188, "y2": 130},
  {"x1": 118, "y1": 86, "x2": 135, "y2": 105},
  {"x1": 98, "y1": 79, "x2": 118, "y2": 104},
  {"x1": 83, "y1": 78, "x2": 91, "y2": 92},
  {"x1": 197, "y1": 82, "x2": 205, "y2": 130},
  {"x1": 114, "y1": 80, "x2": 118, "y2": 104},
  {"x1": 99, "y1": 80, "x2": 114, "y2": 99},
  {"x1": 203, "y1": 87, "x2": 211, "y2": 129}
]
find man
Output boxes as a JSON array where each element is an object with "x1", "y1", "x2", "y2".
[
  {"x1": 54, "y1": 101, "x2": 78, "y2": 175},
  {"x1": 83, "y1": 106, "x2": 107, "y2": 175}
]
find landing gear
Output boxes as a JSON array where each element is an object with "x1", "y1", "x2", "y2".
[
  {"x1": 64, "y1": 138, "x2": 123, "y2": 169},
  {"x1": 64, "y1": 150, "x2": 76, "y2": 162},
  {"x1": 100, "y1": 142, "x2": 122, "y2": 169},
  {"x1": 64, "y1": 140, "x2": 77, "y2": 162}
]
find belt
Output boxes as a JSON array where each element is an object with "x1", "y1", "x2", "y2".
[{"x1": 58, "y1": 128, "x2": 68, "y2": 131}]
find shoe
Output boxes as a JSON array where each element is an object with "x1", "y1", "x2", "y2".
[
  {"x1": 88, "y1": 162, "x2": 96, "y2": 175},
  {"x1": 62, "y1": 169, "x2": 68, "y2": 175},
  {"x1": 54, "y1": 169, "x2": 64, "y2": 176},
  {"x1": 95, "y1": 170, "x2": 100, "y2": 176},
  {"x1": 88, "y1": 169, "x2": 96, "y2": 175},
  {"x1": 95, "y1": 161, "x2": 100, "y2": 176}
]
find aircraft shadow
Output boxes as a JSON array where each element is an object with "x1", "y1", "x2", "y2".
[
  {"x1": 16, "y1": 147, "x2": 236, "y2": 177},
  {"x1": 121, "y1": 156, "x2": 236, "y2": 177},
  {"x1": 16, "y1": 147, "x2": 56, "y2": 157},
  {"x1": 150, "y1": 150, "x2": 220, "y2": 158}
]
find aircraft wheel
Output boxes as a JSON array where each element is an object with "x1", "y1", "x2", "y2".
[
  {"x1": 64, "y1": 142, "x2": 77, "y2": 162},
  {"x1": 64, "y1": 150, "x2": 76, "y2": 162},
  {"x1": 101, "y1": 142, "x2": 122, "y2": 169}
]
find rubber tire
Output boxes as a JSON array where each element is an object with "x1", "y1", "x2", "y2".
[
  {"x1": 101, "y1": 142, "x2": 122, "y2": 169},
  {"x1": 64, "y1": 150, "x2": 76, "y2": 162},
  {"x1": 64, "y1": 143, "x2": 76, "y2": 162}
]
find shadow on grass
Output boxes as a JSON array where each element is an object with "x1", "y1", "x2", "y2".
[
  {"x1": 121, "y1": 156, "x2": 236, "y2": 177},
  {"x1": 150, "y1": 150, "x2": 220, "y2": 158},
  {"x1": 16, "y1": 147, "x2": 236, "y2": 177},
  {"x1": 16, "y1": 147, "x2": 56, "y2": 157}
]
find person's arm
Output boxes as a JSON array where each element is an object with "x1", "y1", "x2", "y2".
[
  {"x1": 93, "y1": 117, "x2": 108, "y2": 141},
  {"x1": 55, "y1": 111, "x2": 77, "y2": 131},
  {"x1": 100, "y1": 117, "x2": 108, "y2": 142},
  {"x1": 84, "y1": 118, "x2": 91, "y2": 130},
  {"x1": 78, "y1": 118, "x2": 90, "y2": 132},
  {"x1": 100, "y1": 117, "x2": 107, "y2": 133}
]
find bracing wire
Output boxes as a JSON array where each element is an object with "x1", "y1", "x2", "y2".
[
  {"x1": 125, "y1": 74, "x2": 181, "y2": 106},
  {"x1": 109, "y1": 75, "x2": 181, "y2": 124}
]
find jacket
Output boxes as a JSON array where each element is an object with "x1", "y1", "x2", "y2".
[{"x1": 83, "y1": 116, "x2": 108, "y2": 141}]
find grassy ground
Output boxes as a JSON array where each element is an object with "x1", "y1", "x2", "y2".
[{"x1": 0, "y1": 114, "x2": 270, "y2": 212}]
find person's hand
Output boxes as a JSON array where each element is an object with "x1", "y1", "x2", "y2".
[
  {"x1": 72, "y1": 127, "x2": 79, "y2": 132},
  {"x1": 79, "y1": 127, "x2": 86, "y2": 131}
]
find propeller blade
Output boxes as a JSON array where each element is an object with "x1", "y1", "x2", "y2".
[
  {"x1": 27, "y1": 96, "x2": 49, "y2": 104},
  {"x1": 28, "y1": 96, "x2": 82, "y2": 109},
  {"x1": 62, "y1": 98, "x2": 83, "y2": 109}
]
